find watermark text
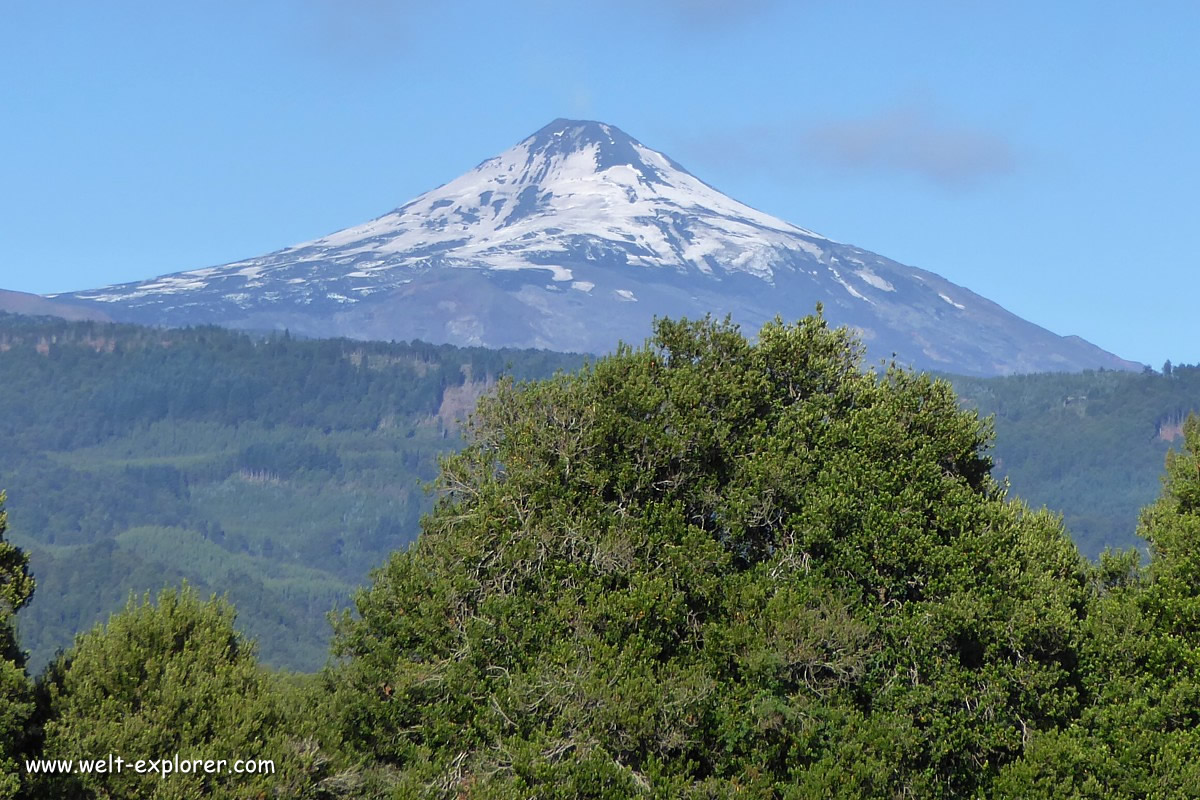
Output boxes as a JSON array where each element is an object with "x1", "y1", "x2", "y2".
[{"x1": 25, "y1": 754, "x2": 274, "y2": 778}]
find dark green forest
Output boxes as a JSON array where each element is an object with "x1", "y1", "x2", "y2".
[
  {"x1": 948, "y1": 364, "x2": 1200, "y2": 559},
  {"x1": 0, "y1": 314, "x2": 1193, "y2": 674},
  {"x1": 0, "y1": 313, "x2": 582, "y2": 670},
  {"x1": 4, "y1": 314, "x2": 1200, "y2": 797}
]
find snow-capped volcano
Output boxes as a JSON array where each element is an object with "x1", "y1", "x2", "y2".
[{"x1": 52, "y1": 119, "x2": 1138, "y2": 376}]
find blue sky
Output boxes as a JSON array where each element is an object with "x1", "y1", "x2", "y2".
[{"x1": 1, "y1": 1, "x2": 1196, "y2": 366}]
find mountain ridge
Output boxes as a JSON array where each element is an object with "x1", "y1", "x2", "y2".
[
  {"x1": 48, "y1": 119, "x2": 1140, "y2": 376},
  {"x1": 0, "y1": 288, "x2": 111, "y2": 322}
]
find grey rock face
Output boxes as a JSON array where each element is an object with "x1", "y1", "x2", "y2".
[{"x1": 51, "y1": 119, "x2": 1139, "y2": 376}]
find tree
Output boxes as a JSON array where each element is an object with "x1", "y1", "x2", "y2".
[
  {"x1": 330, "y1": 315, "x2": 1090, "y2": 799},
  {"x1": 994, "y1": 415, "x2": 1200, "y2": 798},
  {"x1": 35, "y1": 587, "x2": 345, "y2": 799},
  {"x1": 0, "y1": 491, "x2": 35, "y2": 799}
]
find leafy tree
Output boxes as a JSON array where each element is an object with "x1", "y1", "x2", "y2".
[
  {"x1": 330, "y1": 315, "x2": 1090, "y2": 799},
  {"x1": 34, "y1": 587, "x2": 347, "y2": 799},
  {"x1": 995, "y1": 414, "x2": 1200, "y2": 798},
  {"x1": 0, "y1": 492, "x2": 35, "y2": 799}
]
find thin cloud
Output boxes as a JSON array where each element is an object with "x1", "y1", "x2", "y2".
[
  {"x1": 292, "y1": 0, "x2": 784, "y2": 63},
  {"x1": 294, "y1": 0, "x2": 420, "y2": 64},
  {"x1": 805, "y1": 106, "x2": 1017, "y2": 187},
  {"x1": 682, "y1": 106, "x2": 1020, "y2": 189}
]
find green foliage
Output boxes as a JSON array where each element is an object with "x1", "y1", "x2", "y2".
[
  {"x1": 0, "y1": 493, "x2": 35, "y2": 799},
  {"x1": 3, "y1": 310, "x2": 1194, "y2": 674},
  {"x1": 0, "y1": 313, "x2": 581, "y2": 670},
  {"x1": 331, "y1": 315, "x2": 1090, "y2": 798},
  {"x1": 949, "y1": 365, "x2": 1200, "y2": 557},
  {"x1": 993, "y1": 415, "x2": 1200, "y2": 798},
  {"x1": 0, "y1": 496, "x2": 34, "y2": 621},
  {"x1": 5, "y1": 312, "x2": 1200, "y2": 795},
  {"x1": 34, "y1": 586, "x2": 350, "y2": 799},
  {"x1": 235, "y1": 441, "x2": 342, "y2": 479}
]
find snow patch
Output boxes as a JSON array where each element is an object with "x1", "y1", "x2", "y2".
[
  {"x1": 938, "y1": 293, "x2": 966, "y2": 310},
  {"x1": 613, "y1": 289, "x2": 637, "y2": 302},
  {"x1": 830, "y1": 269, "x2": 871, "y2": 303},
  {"x1": 854, "y1": 268, "x2": 895, "y2": 292},
  {"x1": 487, "y1": 263, "x2": 574, "y2": 282}
]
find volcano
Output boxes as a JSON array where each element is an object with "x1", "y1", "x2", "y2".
[{"x1": 51, "y1": 119, "x2": 1139, "y2": 376}]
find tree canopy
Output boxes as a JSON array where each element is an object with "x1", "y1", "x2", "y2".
[
  {"x1": 0, "y1": 493, "x2": 35, "y2": 799},
  {"x1": 6, "y1": 313, "x2": 1200, "y2": 797},
  {"x1": 3, "y1": 311, "x2": 1192, "y2": 674},
  {"x1": 993, "y1": 414, "x2": 1200, "y2": 797},
  {"x1": 35, "y1": 587, "x2": 341, "y2": 799},
  {"x1": 331, "y1": 315, "x2": 1090, "y2": 798}
]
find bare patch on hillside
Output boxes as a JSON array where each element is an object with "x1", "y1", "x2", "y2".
[
  {"x1": 81, "y1": 335, "x2": 117, "y2": 353},
  {"x1": 237, "y1": 469, "x2": 284, "y2": 485},
  {"x1": 438, "y1": 374, "x2": 495, "y2": 431},
  {"x1": 1156, "y1": 410, "x2": 1193, "y2": 442}
]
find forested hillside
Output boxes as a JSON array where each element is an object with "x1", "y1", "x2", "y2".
[
  {"x1": 0, "y1": 313, "x2": 1194, "y2": 673},
  {"x1": 0, "y1": 313, "x2": 582, "y2": 669},
  {"x1": 949, "y1": 364, "x2": 1200, "y2": 557},
  {"x1": 6, "y1": 315, "x2": 1200, "y2": 798}
]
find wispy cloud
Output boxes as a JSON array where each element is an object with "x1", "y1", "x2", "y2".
[
  {"x1": 291, "y1": 0, "x2": 785, "y2": 65},
  {"x1": 293, "y1": 0, "x2": 421, "y2": 64},
  {"x1": 805, "y1": 106, "x2": 1017, "y2": 187},
  {"x1": 684, "y1": 105, "x2": 1020, "y2": 189}
]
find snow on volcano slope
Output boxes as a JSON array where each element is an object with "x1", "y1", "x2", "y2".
[{"x1": 52, "y1": 119, "x2": 1140, "y2": 376}]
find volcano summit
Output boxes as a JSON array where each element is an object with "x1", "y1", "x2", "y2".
[{"x1": 52, "y1": 119, "x2": 1137, "y2": 376}]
